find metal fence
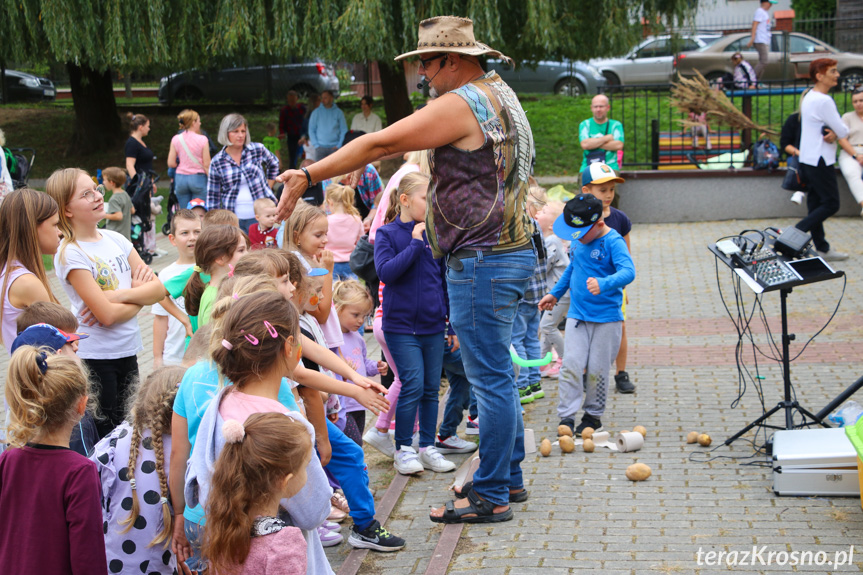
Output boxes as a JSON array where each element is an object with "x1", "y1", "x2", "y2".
[{"x1": 605, "y1": 80, "x2": 856, "y2": 170}]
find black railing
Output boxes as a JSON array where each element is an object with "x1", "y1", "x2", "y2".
[{"x1": 603, "y1": 79, "x2": 855, "y2": 170}]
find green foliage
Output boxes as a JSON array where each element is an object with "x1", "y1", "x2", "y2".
[
  {"x1": 0, "y1": 1, "x2": 695, "y2": 72},
  {"x1": 791, "y1": 0, "x2": 836, "y2": 18}
]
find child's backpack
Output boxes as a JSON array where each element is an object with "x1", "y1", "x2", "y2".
[
  {"x1": 129, "y1": 171, "x2": 156, "y2": 232},
  {"x1": 753, "y1": 139, "x2": 780, "y2": 171}
]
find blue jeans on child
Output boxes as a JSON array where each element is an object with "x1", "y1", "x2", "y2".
[
  {"x1": 438, "y1": 341, "x2": 476, "y2": 439},
  {"x1": 333, "y1": 261, "x2": 356, "y2": 281},
  {"x1": 384, "y1": 331, "x2": 445, "y2": 450},
  {"x1": 445, "y1": 248, "x2": 535, "y2": 507},
  {"x1": 323, "y1": 418, "x2": 376, "y2": 530},
  {"x1": 174, "y1": 173, "x2": 207, "y2": 209},
  {"x1": 511, "y1": 300, "x2": 542, "y2": 391}
]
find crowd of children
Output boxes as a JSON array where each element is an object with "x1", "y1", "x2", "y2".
[{"x1": 0, "y1": 152, "x2": 637, "y2": 572}]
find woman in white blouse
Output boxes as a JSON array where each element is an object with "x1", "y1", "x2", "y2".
[{"x1": 838, "y1": 86, "x2": 863, "y2": 215}]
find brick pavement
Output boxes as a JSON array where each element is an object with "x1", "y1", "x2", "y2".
[{"x1": 3, "y1": 217, "x2": 863, "y2": 573}]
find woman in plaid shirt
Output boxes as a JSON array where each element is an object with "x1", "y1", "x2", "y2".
[{"x1": 206, "y1": 113, "x2": 280, "y2": 233}]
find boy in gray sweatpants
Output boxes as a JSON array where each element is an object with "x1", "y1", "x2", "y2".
[{"x1": 538, "y1": 189, "x2": 635, "y2": 437}]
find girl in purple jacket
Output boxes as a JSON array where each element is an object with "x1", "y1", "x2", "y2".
[{"x1": 374, "y1": 173, "x2": 455, "y2": 476}]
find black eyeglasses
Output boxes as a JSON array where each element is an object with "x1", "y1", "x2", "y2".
[{"x1": 419, "y1": 54, "x2": 447, "y2": 70}]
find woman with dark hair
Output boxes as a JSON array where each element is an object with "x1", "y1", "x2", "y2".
[
  {"x1": 125, "y1": 113, "x2": 154, "y2": 179},
  {"x1": 795, "y1": 58, "x2": 858, "y2": 261},
  {"x1": 351, "y1": 95, "x2": 383, "y2": 134},
  {"x1": 206, "y1": 113, "x2": 279, "y2": 233}
]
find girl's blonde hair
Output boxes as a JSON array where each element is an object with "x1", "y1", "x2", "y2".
[
  {"x1": 184, "y1": 225, "x2": 244, "y2": 317},
  {"x1": 45, "y1": 167, "x2": 92, "y2": 266},
  {"x1": 0, "y1": 189, "x2": 60, "y2": 345},
  {"x1": 332, "y1": 279, "x2": 373, "y2": 315},
  {"x1": 285, "y1": 202, "x2": 327, "y2": 253},
  {"x1": 325, "y1": 183, "x2": 360, "y2": 218},
  {"x1": 210, "y1": 291, "x2": 300, "y2": 387},
  {"x1": 384, "y1": 172, "x2": 430, "y2": 225},
  {"x1": 231, "y1": 250, "x2": 290, "y2": 280},
  {"x1": 4, "y1": 346, "x2": 91, "y2": 447},
  {"x1": 177, "y1": 109, "x2": 200, "y2": 131},
  {"x1": 404, "y1": 150, "x2": 431, "y2": 175},
  {"x1": 119, "y1": 365, "x2": 186, "y2": 547},
  {"x1": 203, "y1": 412, "x2": 311, "y2": 575}
]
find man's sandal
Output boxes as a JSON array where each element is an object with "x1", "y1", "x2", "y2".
[
  {"x1": 430, "y1": 489, "x2": 514, "y2": 524},
  {"x1": 454, "y1": 481, "x2": 529, "y2": 503}
]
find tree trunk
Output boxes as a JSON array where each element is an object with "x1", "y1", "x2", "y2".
[
  {"x1": 67, "y1": 63, "x2": 123, "y2": 154},
  {"x1": 378, "y1": 60, "x2": 413, "y2": 126}
]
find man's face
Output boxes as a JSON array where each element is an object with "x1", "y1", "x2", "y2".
[
  {"x1": 591, "y1": 95, "x2": 610, "y2": 122},
  {"x1": 418, "y1": 53, "x2": 450, "y2": 98},
  {"x1": 287, "y1": 92, "x2": 298, "y2": 106},
  {"x1": 818, "y1": 66, "x2": 840, "y2": 88},
  {"x1": 321, "y1": 92, "x2": 334, "y2": 108}
]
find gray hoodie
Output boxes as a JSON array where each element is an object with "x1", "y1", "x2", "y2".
[{"x1": 185, "y1": 385, "x2": 334, "y2": 575}]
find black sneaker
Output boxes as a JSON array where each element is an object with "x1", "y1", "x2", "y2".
[
  {"x1": 575, "y1": 414, "x2": 603, "y2": 437},
  {"x1": 558, "y1": 418, "x2": 575, "y2": 436},
  {"x1": 615, "y1": 371, "x2": 635, "y2": 394},
  {"x1": 348, "y1": 520, "x2": 405, "y2": 552}
]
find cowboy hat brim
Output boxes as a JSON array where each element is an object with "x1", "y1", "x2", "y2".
[{"x1": 395, "y1": 42, "x2": 509, "y2": 62}]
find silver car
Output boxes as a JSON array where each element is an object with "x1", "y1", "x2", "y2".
[
  {"x1": 591, "y1": 34, "x2": 721, "y2": 86},
  {"x1": 488, "y1": 59, "x2": 607, "y2": 96}
]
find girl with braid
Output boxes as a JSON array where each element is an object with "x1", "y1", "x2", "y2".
[{"x1": 91, "y1": 365, "x2": 187, "y2": 575}]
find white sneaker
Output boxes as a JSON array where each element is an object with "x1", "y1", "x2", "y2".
[
  {"x1": 816, "y1": 249, "x2": 849, "y2": 262},
  {"x1": 790, "y1": 191, "x2": 805, "y2": 205},
  {"x1": 411, "y1": 431, "x2": 419, "y2": 449},
  {"x1": 394, "y1": 447, "x2": 424, "y2": 475},
  {"x1": 434, "y1": 434, "x2": 478, "y2": 454},
  {"x1": 363, "y1": 428, "x2": 395, "y2": 459},
  {"x1": 418, "y1": 446, "x2": 456, "y2": 472}
]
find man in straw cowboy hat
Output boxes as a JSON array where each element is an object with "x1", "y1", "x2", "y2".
[{"x1": 277, "y1": 15, "x2": 536, "y2": 524}]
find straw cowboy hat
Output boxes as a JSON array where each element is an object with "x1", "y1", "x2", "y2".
[{"x1": 395, "y1": 16, "x2": 511, "y2": 63}]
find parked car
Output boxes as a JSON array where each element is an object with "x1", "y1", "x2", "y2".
[
  {"x1": 158, "y1": 60, "x2": 339, "y2": 104},
  {"x1": 674, "y1": 31, "x2": 863, "y2": 90},
  {"x1": 591, "y1": 33, "x2": 721, "y2": 87},
  {"x1": 0, "y1": 69, "x2": 56, "y2": 103},
  {"x1": 488, "y1": 59, "x2": 607, "y2": 96}
]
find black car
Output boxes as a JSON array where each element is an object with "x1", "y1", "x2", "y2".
[
  {"x1": 1, "y1": 69, "x2": 56, "y2": 102},
  {"x1": 158, "y1": 60, "x2": 340, "y2": 104}
]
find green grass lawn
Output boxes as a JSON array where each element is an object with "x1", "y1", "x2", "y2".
[{"x1": 2, "y1": 91, "x2": 854, "y2": 182}]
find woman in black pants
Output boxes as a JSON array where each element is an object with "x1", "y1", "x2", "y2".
[{"x1": 796, "y1": 58, "x2": 858, "y2": 261}]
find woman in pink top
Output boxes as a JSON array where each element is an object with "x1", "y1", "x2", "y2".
[
  {"x1": 0, "y1": 188, "x2": 63, "y2": 353},
  {"x1": 167, "y1": 109, "x2": 211, "y2": 209},
  {"x1": 325, "y1": 183, "x2": 363, "y2": 280}
]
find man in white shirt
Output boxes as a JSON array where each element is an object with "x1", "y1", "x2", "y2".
[
  {"x1": 747, "y1": 0, "x2": 777, "y2": 80},
  {"x1": 796, "y1": 58, "x2": 858, "y2": 261},
  {"x1": 351, "y1": 96, "x2": 383, "y2": 134}
]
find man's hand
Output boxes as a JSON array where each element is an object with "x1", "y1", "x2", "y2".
[
  {"x1": 746, "y1": 39, "x2": 754, "y2": 49},
  {"x1": 823, "y1": 128, "x2": 837, "y2": 144},
  {"x1": 538, "y1": 294, "x2": 558, "y2": 311},
  {"x1": 445, "y1": 334, "x2": 459, "y2": 352},
  {"x1": 275, "y1": 169, "x2": 307, "y2": 221},
  {"x1": 587, "y1": 277, "x2": 601, "y2": 295}
]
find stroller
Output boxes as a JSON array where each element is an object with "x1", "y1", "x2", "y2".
[
  {"x1": 4, "y1": 147, "x2": 35, "y2": 189},
  {"x1": 129, "y1": 170, "x2": 159, "y2": 264},
  {"x1": 161, "y1": 167, "x2": 180, "y2": 236}
]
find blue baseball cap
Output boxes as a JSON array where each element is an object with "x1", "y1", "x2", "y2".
[
  {"x1": 10, "y1": 323, "x2": 89, "y2": 355},
  {"x1": 552, "y1": 193, "x2": 604, "y2": 242},
  {"x1": 186, "y1": 198, "x2": 208, "y2": 211}
]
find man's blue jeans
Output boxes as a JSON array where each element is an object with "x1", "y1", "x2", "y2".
[
  {"x1": 511, "y1": 300, "x2": 541, "y2": 390},
  {"x1": 438, "y1": 341, "x2": 476, "y2": 439},
  {"x1": 446, "y1": 248, "x2": 535, "y2": 506},
  {"x1": 383, "y1": 331, "x2": 445, "y2": 450}
]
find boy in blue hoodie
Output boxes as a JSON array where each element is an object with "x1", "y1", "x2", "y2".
[{"x1": 538, "y1": 193, "x2": 635, "y2": 437}]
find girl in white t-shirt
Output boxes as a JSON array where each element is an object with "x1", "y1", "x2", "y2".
[{"x1": 46, "y1": 168, "x2": 170, "y2": 437}]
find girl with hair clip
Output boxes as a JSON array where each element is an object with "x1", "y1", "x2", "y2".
[
  {"x1": 181, "y1": 223, "x2": 247, "y2": 328},
  {"x1": 0, "y1": 345, "x2": 107, "y2": 574},
  {"x1": 374, "y1": 172, "x2": 457, "y2": 476},
  {"x1": 279, "y1": 202, "x2": 343, "y2": 352},
  {"x1": 184, "y1": 291, "x2": 337, "y2": 574},
  {"x1": 46, "y1": 168, "x2": 173, "y2": 437},
  {"x1": 325, "y1": 183, "x2": 363, "y2": 281},
  {"x1": 0, "y1": 187, "x2": 63, "y2": 352},
  {"x1": 205, "y1": 413, "x2": 312, "y2": 575},
  {"x1": 91, "y1": 365, "x2": 187, "y2": 575},
  {"x1": 170, "y1": 277, "x2": 393, "y2": 569}
]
